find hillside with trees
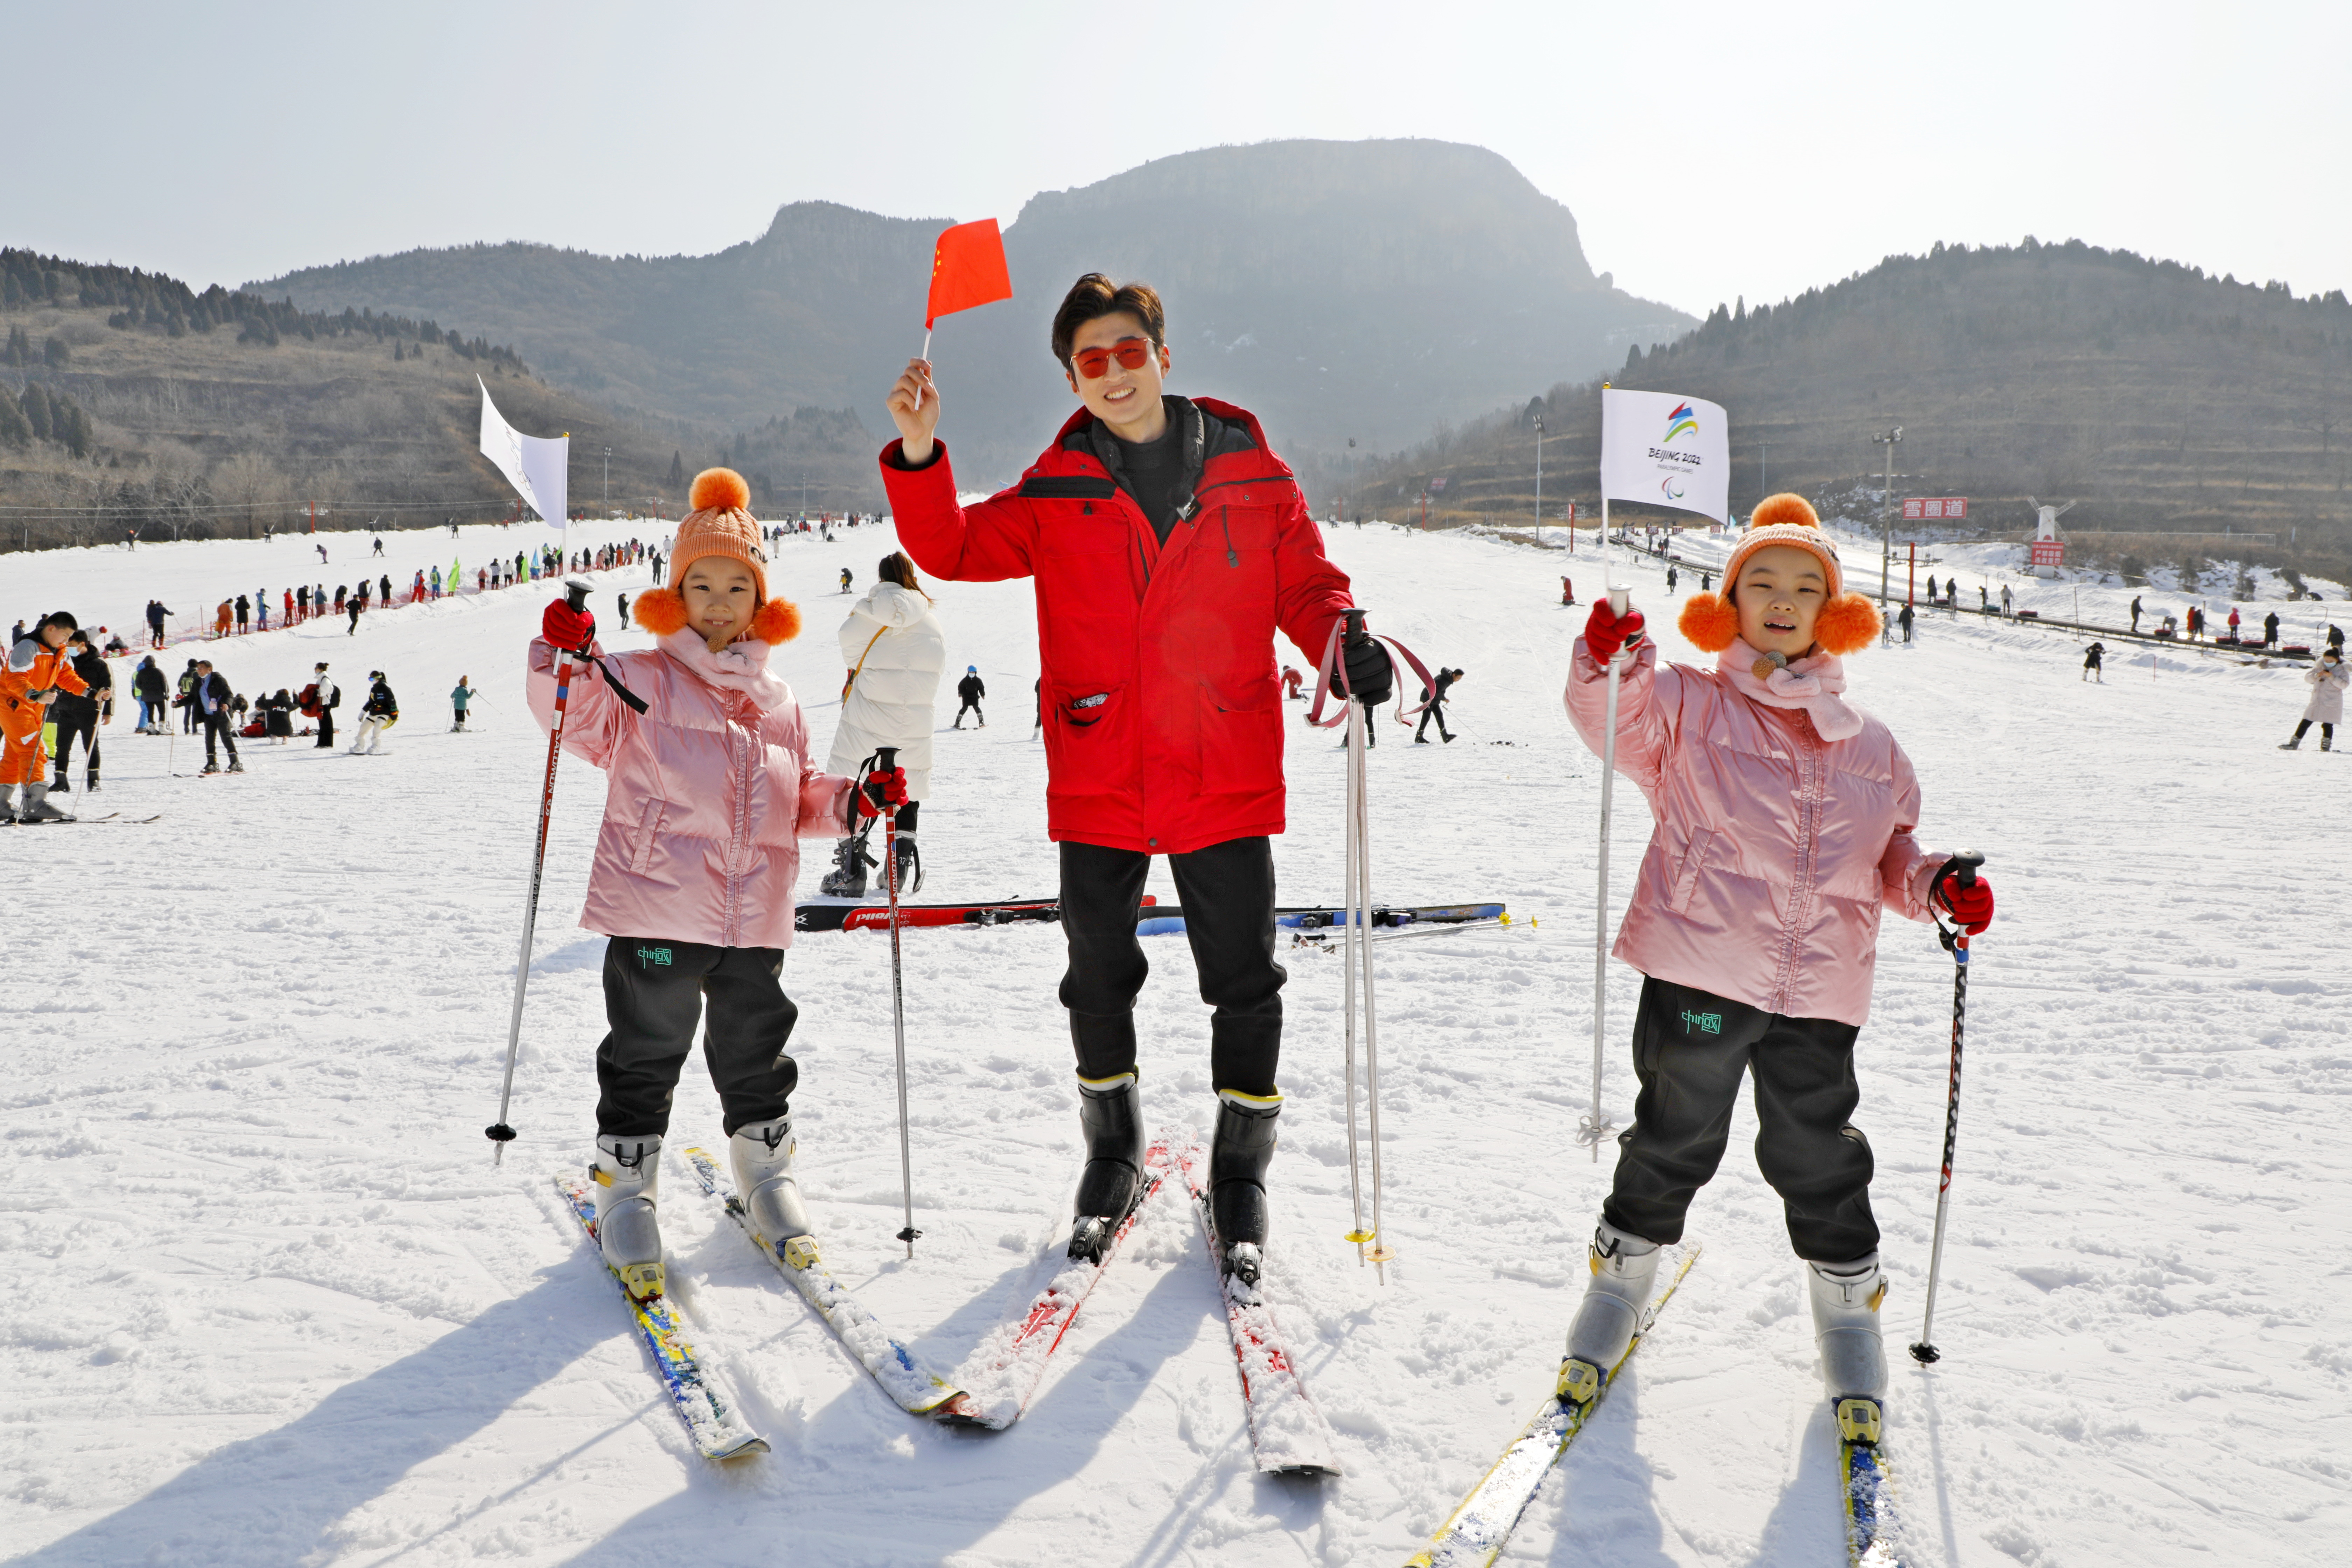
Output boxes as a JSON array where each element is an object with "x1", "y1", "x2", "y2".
[
  {"x1": 256, "y1": 140, "x2": 1693, "y2": 485},
  {"x1": 1346, "y1": 239, "x2": 2352, "y2": 586},
  {"x1": 0, "y1": 249, "x2": 889, "y2": 550}
]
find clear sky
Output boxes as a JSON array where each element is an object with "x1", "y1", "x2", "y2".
[{"x1": 11, "y1": 0, "x2": 2346, "y2": 319}]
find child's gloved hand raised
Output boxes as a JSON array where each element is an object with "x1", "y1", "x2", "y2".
[
  {"x1": 1933, "y1": 869, "x2": 1995, "y2": 934},
  {"x1": 1583, "y1": 598, "x2": 1647, "y2": 662},
  {"x1": 856, "y1": 764, "x2": 910, "y2": 818},
  {"x1": 542, "y1": 599, "x2": 595, "y2": 653}
]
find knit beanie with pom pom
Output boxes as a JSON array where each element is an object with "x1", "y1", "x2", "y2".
[
  {"x1": 1676, "y1": 492, "x2": 1882, "y2": 656},
  {"x1": 634, "y1": 468, "x2": 803, "y2": 645}
]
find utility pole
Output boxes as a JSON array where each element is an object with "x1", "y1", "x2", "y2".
[
  {"x1": 602, "y1": 447, "x2": 611, "y2": 515},
  {"x1": 1534, "y1": 415, "x2": 1545, "y2": 531},
  {"x1": 1759, "y1": 440, "x2": 1771, "y2": 502},
  {"x1": 1871, "y1": 427, "x2": 1903, "y2": 644}
]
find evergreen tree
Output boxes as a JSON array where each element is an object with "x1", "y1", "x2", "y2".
[
  {"x1": 43, "y1": 335, "x2": 70, "y2": 366},
  {"x1": 58, "y1": 397, "x2": 90, "y2": 458},
  {"x1": 667, "y1": 450, "x2": 685, "y2": 489},
  {"x1": 22, "y1": 382, "x2": 51, "y2": 441},
  {"x1": 0, "y1": 384, "x2": 28, "y2": 446}
]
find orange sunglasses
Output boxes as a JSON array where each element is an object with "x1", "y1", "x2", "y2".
[{"x1": 1070, "y1": 337, "x2": 1157, "y2": 380}]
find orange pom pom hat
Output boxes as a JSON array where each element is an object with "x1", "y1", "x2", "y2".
[
  {"x1": 1675, "y1": 492, "x2": 1882, "y2": 657},
  {"x1": 634, "y1": 467, "x2": 802, "y2": 645}
]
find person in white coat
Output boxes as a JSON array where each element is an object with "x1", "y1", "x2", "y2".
[
  {"x1": 821, "y1": 551, "x2": 946, "y2": 894},
  {"x1": 2280, "y1": 647, "x2": 2346, "y2": 751}
]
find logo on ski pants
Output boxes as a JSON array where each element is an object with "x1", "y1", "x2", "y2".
[
  {"x1": 1679, "y1": 1009, "x2": 1723, "y2": 1035},
  {"x1": 636, "y1": 945, "x2": 674, "y2": 968}
]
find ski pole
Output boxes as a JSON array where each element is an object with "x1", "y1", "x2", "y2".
[
  {"x1": 1333, "y1": 610, "x2": 1400, "y2": 1282},
  {"x1": 1910, "y1": 849, "x2": 1985, "y2": 1365},
  {"x1": 1578, "y1": 586, "x2": 1637, "y2": 1161},
  {"x1": 876, "y1": 745, "x2": 920, "y2": 1258},
  {"x1": 485, "y1": 577, "x2": 595, "y2": 1165}
]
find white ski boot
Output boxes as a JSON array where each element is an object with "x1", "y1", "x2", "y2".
[
  {"x1": 19, "y1": 782, "x2": 74, "y2": 822},
  {"x1": 1557, "y1": 1219, "x2": 1662, "y2": 1406},
  {"x1": 729, "y1": 1116, "x2": 817, "y2": 1269},
  {"x1": 591, "y1": 1133, "x2": 665, "y2": 1301},
  {"x1": 1808, "y1": 1254, "x2": 1889, "y2": 1442}
]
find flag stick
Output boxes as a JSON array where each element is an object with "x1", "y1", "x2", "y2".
[{"x1": 912, "y1": 328, "x2": 932, "y2": 411}]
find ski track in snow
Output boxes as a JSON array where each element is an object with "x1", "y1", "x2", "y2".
[{"x1": 2, "y1": 519, "x2": 2346, "y2": 1566}]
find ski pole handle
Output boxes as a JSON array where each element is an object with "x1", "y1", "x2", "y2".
[
  {"x1": 1606, "y1": 587, "x2": 1629, "y2": 617},
  {"x1": 876, "y1": 745, "x2": 898, "y2": 770},
  {"x1": 564, "y1": 579, "x2": 592, "y2": 615}
]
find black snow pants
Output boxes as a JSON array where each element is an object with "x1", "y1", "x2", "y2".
[
  {"x1": 51, "y1": 708, "x2": 99, "y2": 780},
  {"x1": 316, "y1": 708, "x2": 335, "y2": 748},
  {"x1": 1602, "y1": 976, "x2": 1879, "y2": 1263},
  {"x1": 596, "y1": 938, "x2": 799, "y2": 1138},
  {"x1": 1415, "y1": 701, "x2": 1451, "y2": 742},
  {"x1": 200, "y1": 711, "x2": 239, "y2": 766},
  {"x1": 954, "y1": 699, "x2": 983, "y2": 726},
  {"x1": 1058, "y1": 836, "x2": 1284, "y2": 1098}
]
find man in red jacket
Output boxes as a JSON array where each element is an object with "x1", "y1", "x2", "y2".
[{"x1": 881, "y1": 273, "x2": 1392, "y2": 1282}]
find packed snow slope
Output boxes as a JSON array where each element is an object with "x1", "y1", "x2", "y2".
[{"x1": 4, "y1": 517, "x2": 2347, "y2": 1568}]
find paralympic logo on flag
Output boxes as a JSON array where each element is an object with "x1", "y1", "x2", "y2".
[{"x1": 1662, "y1": 402, "x2": 1699, "y2": 444}]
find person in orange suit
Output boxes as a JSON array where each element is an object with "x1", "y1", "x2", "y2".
[{"x1": 2, "y1": 611, "x2": 90, "y2": 822}]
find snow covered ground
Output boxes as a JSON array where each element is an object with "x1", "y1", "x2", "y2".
[{"x1": 4, "y1": 514, "x2": 2347, "y2": 1567}]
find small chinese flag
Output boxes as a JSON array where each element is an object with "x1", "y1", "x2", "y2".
[{"x1": 925, "y1": 219, "x2": 1013, "y2": 329}]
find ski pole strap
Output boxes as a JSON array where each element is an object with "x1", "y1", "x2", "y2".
[
  {"x1": 572, "y1": 648, "x2": 649, "y2": 715},
  {"x1": 1305, "y1": 617, "x2": 1440, "y2": 730}
]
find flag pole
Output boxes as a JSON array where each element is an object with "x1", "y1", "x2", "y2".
[{"x1": 913, "y1": 328, "x2": 932, "y2": 411}]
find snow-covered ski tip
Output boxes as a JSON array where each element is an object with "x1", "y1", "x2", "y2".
[
  {"x1": 678, "y1": 1144, "x2": 967, "y2": 1419},
  {"x1": 553, "y1": 1171, "x2": 769, "y2": 1462},
  {"x1": 940, "y1": 1133, "x2": 1176, "y2": 1429},
  {"x1": 1171, "y1": 1133, "x2": 1340, "y2": 1477},
  {"x1": 1407, "y1": 1244, "x2": 1700, "y2": 1568}
]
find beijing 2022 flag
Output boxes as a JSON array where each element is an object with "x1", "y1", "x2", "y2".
[{"x1": 1600, "y1": 388, "x2": 1729, "y2": 525}]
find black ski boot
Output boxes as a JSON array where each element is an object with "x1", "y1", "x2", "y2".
[
  {"x1": 818, "y1": 833, "x2": 871, "y2": 898},
  {"x1": 1208, "y1": 1090, "x2": 1281, "y2": 1284},
  {"x1": 1068, "y1": 1071, "x2": 1144, "y2": 1263}
]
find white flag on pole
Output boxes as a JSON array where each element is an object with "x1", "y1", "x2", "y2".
[
  {"x1": 478, "y1": 378, "x2": 568, "y2": 540},
  {"x1": 1600, "y1": 388, "x2": 1730, "y2": 525}
]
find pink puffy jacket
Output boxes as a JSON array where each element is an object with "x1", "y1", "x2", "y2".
[
  {"x1": 528, "y1": 628, "x2": 857, "y2": 950},
  {"x1": 1565, "y1": 640, "x2": 1946, "y2": 1028}
]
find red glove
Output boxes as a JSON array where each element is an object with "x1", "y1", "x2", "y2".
[
  {"x1": 542, "y1": 599, "x2": 595, "y2": 652},
  {"x1": 1583, "y1": 599, "x2": 1647, "y2": 663},
  {"x1": 1934, "y1": 873, "x2": 1995, "y2": 935},
  {"x1": 856, "y1": 765, "x2": 909, "y2": 818}
]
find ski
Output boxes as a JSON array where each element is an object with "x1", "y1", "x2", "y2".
[
  {"x1": 677, "y1": 1144, "x2": 968, "y2": 1418},
  {"x1": 552, "y1": 1171, "x2": 770, "y2": 1462},
  {"x1": 939, "y1": 1132, "x2": 1176, "y2": 1429},
  {"x1": 795, "y1": 897, "x2": 1061, "y2": 932},
  {"x1": 1170, "y1": 1133, "x2": 1342, "y2": 1476},
  {"x1": 1137, "y1": 901, "x2": 1505, "y2": 937},
  {"x1": 1406, "y1": 1244, "x2": 1701, "y2": 1568},
  {"x1": 3, "y1": 812, "x2": 160, "y2": 825},
  {"x1": 1839, "y1": 1407, "x2": 1910, "y2": 1567}
]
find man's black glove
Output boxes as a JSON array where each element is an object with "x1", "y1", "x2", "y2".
[{"x1": 1335, "y1": 627, "x2": 1393, "y2": 707}]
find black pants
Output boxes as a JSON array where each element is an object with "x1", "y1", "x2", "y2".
[
  {"x1": 200, "y1": 711, "x2": 238, "y2": 765},
  {"x1": 1058, "y1": 836, "x2": 1284, "y2": 1097},
  {"x1": 52, "y1": 708, "x2": 99, "y2": 778},
  {"x1": 596, "y1": 939, "x2": 799, "y2": 1138},
  {"x1": 954, "y1": 699, "x2": 983, "y2": 726},
  {"x1": 2291, "y1": 719, "x2": 2335, "y2": 742},
  {"x1": 1415, "y1": 702, "x2": 1451, "y2": 742},
  {"x1": 182, "y1": 698, "x2": 199, "y2": 734},
  {"x1": 1603, "y1": 976, "x2": 1878, "y2": 1262},
  {"x1": 317, "y1": 708, "x2": 335, "y2": 747}
]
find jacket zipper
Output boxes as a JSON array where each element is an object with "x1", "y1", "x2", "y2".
[{"x1": 1221, "y1": 505, "x2": 1237, "y2": 567}]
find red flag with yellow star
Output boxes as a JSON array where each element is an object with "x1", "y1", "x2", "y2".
[{"x1": 924, "y1": 219, "x2": 1012, "y2": 329}]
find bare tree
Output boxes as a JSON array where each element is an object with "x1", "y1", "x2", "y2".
[{"x1": 211, "y1": 451, "x2": 287, "y2": 540}]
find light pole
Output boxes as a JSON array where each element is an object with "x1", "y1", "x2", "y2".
[
  {"x1": 1534, "y1": 415, "x2": 1544, "y2": 531},
  {"x1": 1759, "y1": 440, "x2": 1771, "y2": 500},
  {"x1": 1872, "y1": 426, "x2": 1903, "y2": 644},
  {"x1": 602, "y1": 447, "x2": 611, "y2": 516}
]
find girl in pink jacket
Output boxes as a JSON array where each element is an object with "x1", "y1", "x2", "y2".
[
  {"x1": 528, "y1": 469, "x2": 902, "y2": 1302},
  {"x1": 1557, "y1": 494, "x2": 1996, "y2": 1434}
]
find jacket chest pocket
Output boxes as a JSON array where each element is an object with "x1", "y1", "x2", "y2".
[{"x1": 629, "y1": 797, "x2": 667, "y2": 874}]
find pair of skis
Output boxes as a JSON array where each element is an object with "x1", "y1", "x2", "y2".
[
  {"x1": 1408, "y1": 1245, "x2": 1908, "y2": 1567},
  {"x1": 556, "y1": 1126, "x2": 1338, "y2": 1475}
]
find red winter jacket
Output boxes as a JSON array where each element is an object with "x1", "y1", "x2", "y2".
[{"x1": 881, "y1": 398, "x2": 1355, "y2": 853}]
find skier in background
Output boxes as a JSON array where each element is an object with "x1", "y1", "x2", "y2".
[
  {"x1": 1414, "y1": 666, "x2": 1462, "y2": 743},
  {"x1": 2263, "y1": 610, "x2": 2280, "y2": 648},
  {"x1": 177, "y1": 660, "x2": 201, "y2": 733},
  {"x1": 2082, "y1": 642, "x2": 2105, "y2": 682},
  {"x1": 191, "y1": 659, "x2": 242, "y2": 776},
  {"x1": 234, "y1": 594, "x2": 250, "y2": 634},
  {"x1": 346, "y1": 594, "x2": 363, "y2": 636},
  {"x1": 1561, "y1": 494, "x2": 1995, "y2": 1439},
  {"x1": 878, "y1": 271, "x2": 1387, "y2": 1282},
  {"x1": 1897, "y1": 602, "x2": 1914, "y2": 643},
  {"x1": 821, "y1": 551, "x2": 945, "y2": 896},
  {"x1": 1561, "y1": 575, "x2": 1576, "y2": 606},
  {"x1": 2280, "y1": 647, "x2": 2345, "y2": 751},
  {"x1": 528, "y1": 468, "x2": 875, "y2": 1304},
  {"x1": 1281, "y1": 665, "x2": 1304, "y2": 700},
  {"x1": 2130, "y1": 595, "x2": 2142, "y2": 632},
  {"x1": 147, "y1": 599, "x2": 170, "y2": 649},
  {"x1": 839, "y1": 566, "x2": 853, "y2": 595},
  {"x1": 133, "y1": 655, "x2": 167, "y2": 733},
  {"x1": 48, "y1": 629, "x2": 110, "y2": 792},
  {"x1": 953, "y1": 665, "x2": 985, "y2": 728},
  {"x1": 1999, "y1": 584, "x2": 2013, "y2": 616},
  {"x1": 1, "y1": 613, "x2": 89, "y2": 822},
  {"x1": 451, "y1": 676, "x2": 477, "y2": 732},
  {"x1": 351, "y1": 672, "x2": 398, "y2": 754},
  {"x1": 309, "y1": 663, "x2": 340, "y2": 750}
]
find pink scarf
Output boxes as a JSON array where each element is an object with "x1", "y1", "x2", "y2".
[
  {"x1": 658, "y1": 628, "x2": 792, "y2": 710},
  {"x1": 1715, "y1": 638, "x2": 1864, "y2": 742}
]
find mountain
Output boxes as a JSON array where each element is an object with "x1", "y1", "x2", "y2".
[
  {"x1": 1347, "y1": 239, "x2": 2352, "y2": 583},
  {"x1": 0, "y1": 248, "x2": 711, "y2": 550},
  {"x1": 256, "y1": 140, "x2": 1692, "y2": 485}
]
